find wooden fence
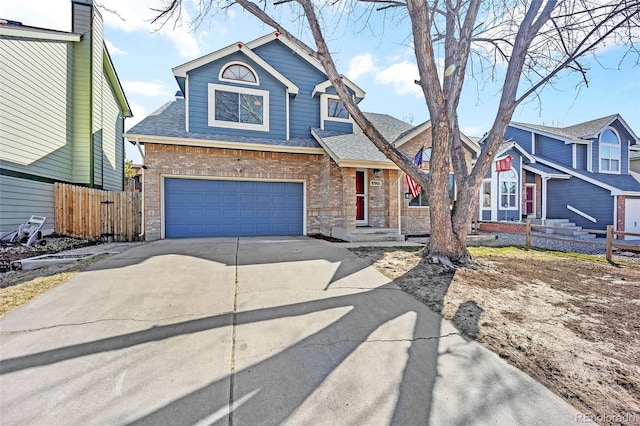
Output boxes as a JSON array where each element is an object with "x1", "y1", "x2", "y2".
[
  {"x1": 473, "y1": 220, "x2": 640, "y2": 262},
  {"x1": 55, "y1": 183, "x2": 142, "y2": 242}
]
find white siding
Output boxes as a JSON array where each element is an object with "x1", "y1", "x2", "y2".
[
  {"x1": 0, "y1": 175, "x2": 55, "y2": 232},
  {"x1": 0, "y1": 37, "x2": 73, "y2": 181}
]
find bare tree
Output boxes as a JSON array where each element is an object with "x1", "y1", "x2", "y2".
[{"x1": 153, "y1": 0, "x2": 640, "y2": 266}]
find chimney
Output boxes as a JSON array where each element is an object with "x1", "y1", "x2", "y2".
[{"x1": 72, "y1": 0, "x2": 93, "y2": 35}]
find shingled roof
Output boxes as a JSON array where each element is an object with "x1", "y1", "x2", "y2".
[{"x1": 513, "y1": 114, "x2": 622, "y2": 140}]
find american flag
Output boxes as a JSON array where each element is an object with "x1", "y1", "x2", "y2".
[{"x1": 405, "y1": 147, "x2": 424, "y2": 198}]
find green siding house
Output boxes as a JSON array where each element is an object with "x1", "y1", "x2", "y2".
[{"x1": 0, "y1": 0, "x2": 132, "y2": 233}]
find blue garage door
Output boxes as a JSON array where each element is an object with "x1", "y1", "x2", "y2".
[{"x1": 164, "y1": 179, "x2": 304, "y2": 238}]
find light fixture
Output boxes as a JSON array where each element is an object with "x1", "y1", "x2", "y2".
[
  {"x1": 234, "y1": 159, "x2": 244, "y2": 172},
  {"x1": 373, "y1": 169, "x2": 382, "y2": 177}
]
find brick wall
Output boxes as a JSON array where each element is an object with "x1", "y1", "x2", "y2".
[
  {"x1": 143, "y1": 144, "x2": 327, "y2": 240},
  {"x1": 477, "y1": 221, "x2": 526, "y2": 233},
  {"x1": 617, "y1": 195, "x2": 625, "y2": 237}
]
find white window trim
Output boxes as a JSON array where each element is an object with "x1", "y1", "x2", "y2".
[
  {"x1": 498, "y1": 168, "x2": 519, "y2": 211},
  {"x1": 208, "y1": 83, "x2": 270, "y2": 132},
  {"x1": 599, "y1": 127, "x2": 621, "y2": 175},
  {"x1": 320, "y1": 94, "x2": 352, "y2": 128},
  {"x1": 481, "y1": 179, "x2": 492, "y2": 211},
  {"x1": 218, "y1": 61, "x2": 260, "y2": 86}
]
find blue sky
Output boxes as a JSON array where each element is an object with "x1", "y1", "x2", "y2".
[{"x1": 2, "y1": 0, "x2": 638, "y2": 164}]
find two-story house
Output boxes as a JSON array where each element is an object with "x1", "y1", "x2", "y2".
[
  {"x1": 479, "y1": 115, "x2": 640, "y2": 238},
  {"x1": 0, "y1": 0, "x2": 132, "y2": 234},
  {"x1": 125, "y1": 32, "x2": 480, "y2": 241}
]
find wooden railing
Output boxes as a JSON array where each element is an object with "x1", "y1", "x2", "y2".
[
  {"x1": 54, "y1": 183, "x2": 142, "y2": 242},
  {"x1": 473, "y1": 220, "x2": 640, "y2": 261}
]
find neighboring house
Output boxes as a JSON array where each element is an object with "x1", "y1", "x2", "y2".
[
  {"x1": 631, "y1": 150, "x2": 640, "y2": 174},
  {"x1": 0, "y1": 0, "x2": 132, "y2": 233},
  {"x1": 480, "y1": 114, "x2": 640, "y2": 238},
  {"x1": 125, "y1": 32, "x2": 479, "y2": 241}
]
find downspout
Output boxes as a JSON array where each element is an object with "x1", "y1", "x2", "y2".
[
  {"x1": 613, "y1": 195, "x2": 618, "y2": 234},
  {"x1": 135, "y1": 138, "x2": 145, "y2": 238}
]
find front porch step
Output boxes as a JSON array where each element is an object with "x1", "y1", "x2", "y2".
[{"x1": 331, "y1": 227, "x2": 404, "y2": 242}]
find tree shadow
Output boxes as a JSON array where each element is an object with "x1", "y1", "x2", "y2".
[{"x1": 1, "y1": 239, "x2": 577, "y2": 425}]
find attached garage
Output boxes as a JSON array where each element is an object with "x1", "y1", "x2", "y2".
[{"x1": 164, "y1": 178, "x2": 304, "y2": 238}]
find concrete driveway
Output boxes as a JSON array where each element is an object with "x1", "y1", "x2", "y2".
[{"x1": 0, "y1": 237, "x2": 579, "y2": 425}]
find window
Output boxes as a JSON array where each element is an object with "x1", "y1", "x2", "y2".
[
  {"x1": 482, "y1": 180, "x2": 492, "y2": 209},
  {"x1": 409, "y1": 173, "x2": 455, "y2": 207},
  {"x1": 327, "y1": 98, "x2": 349, "y2": 119},
  {"x1": 208, "y1": 83, "x2": 269, "y2": 131},
  {"x1": 219, "y1": 63, "x2": 258, "y2": 85},
  {"x1": 422, "y1": 148, "x2": 432, "y2": 162},
  {"x1": 600, "y1": 128, "x2": 620, "y2": 173},
  {"x1": 321, "y1": 94, "x2": 351, "y2": 123},
  {"x1": 499, "y1": 169, "x2": 517, "y2": 209}
]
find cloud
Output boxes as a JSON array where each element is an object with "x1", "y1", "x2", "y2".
[
  {"x1": 105, "y1": 39, "x2": 126, "y2": 55},
  {"x1": 122, "y1": 81, "x2": 168, "y2": 97},
  {"x1": 461, "y1": 126, "x2": 485, "y2": 137},
  {"x1": 0, "y1": 0, "x2": 70, "y2": 31},
  {"x1": 347, "y1": 53, "x2": 377, "y2": 80},
  {"x1": 98, "y1": 0, "x2": 201, "y2": 58},
  {"x1": 347, "y1": 52, "x2": 423, "y2": 98},
  {"x1": 375, "y1": 61, "x2": 422, "y2": 97}
]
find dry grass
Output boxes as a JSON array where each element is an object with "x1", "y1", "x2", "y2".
[
  {"x1": 0, "y1": 271, "x2": 79, "y2": 316},
  {"x1": 0, "y1": 255, "x2": 105, "y2": 317}
]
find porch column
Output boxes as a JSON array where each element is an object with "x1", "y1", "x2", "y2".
[{"x1": 341, "y1": 168, "x2": 356, "y2": 229}]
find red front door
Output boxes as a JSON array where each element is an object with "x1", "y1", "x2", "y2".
[
  {"x1": 356, "y1": 171, "x2": 366, "y2": 222},
  {"x1": 525, "y1": 186, "x2": 535, "y2": 216}
]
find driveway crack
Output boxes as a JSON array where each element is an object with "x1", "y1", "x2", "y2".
[
  {"x1": 228, "y1": 237, "x2": 240, "y2": 426},
  {"x1": 0, "y1": 314, "x2": 212, "y2": 335},
  {"x1": 299, "y1": 332, "x2": 460, "y2": 349}
]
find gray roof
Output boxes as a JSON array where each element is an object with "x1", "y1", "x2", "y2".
[
  {"x1": 524, "y1": 162, "x2": 570, "y2": 177},
  {"x1": 513, "y1": 114, "x2": 619, "y2": 140},
  {"x1": 312, "y1": 113, "x2": 416, "y2": 163},
  {"x1": 126, "y1": 99, "x2": 321, "y2": 149}
]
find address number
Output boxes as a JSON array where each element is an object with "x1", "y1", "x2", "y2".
[{"x1": 370, "y1": 180, "x2": 382, "y2": 187}]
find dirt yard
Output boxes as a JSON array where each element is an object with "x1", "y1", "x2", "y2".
[{"x1": 350, "y1": 246, "x2": 640, "y2": 425}]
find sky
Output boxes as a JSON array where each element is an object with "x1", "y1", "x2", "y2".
[{"x1": 2, "y1": 0, "x2": 638, "y2": 165}]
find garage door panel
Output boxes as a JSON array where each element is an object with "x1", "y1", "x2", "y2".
[{"x1": 165, "y1": 178, "x2": 303, "y2": 238}]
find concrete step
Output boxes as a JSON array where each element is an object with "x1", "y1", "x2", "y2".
[
  {"x1": 331, "y1": 227, "x2": 404, "y2": 242},
  {"x1": 545, "y1": 219, "x2": 571, "y2": 226},
  {"x1": 555, "y1": 226, "x2": 582, "y2": 236},
  {"x1": 573, "y1": 231, "x2": 596, "y2": 239}
]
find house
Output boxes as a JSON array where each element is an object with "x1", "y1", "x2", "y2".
[
  {"x1": 125, "y1": 32, "x2": 480, "y2": 241},
  {"x1": 480, "y1": 115, "x2": 640, "y2": 238},
  {"x1": 0, "y1": 0, "x2": 132, "y2": 234}
]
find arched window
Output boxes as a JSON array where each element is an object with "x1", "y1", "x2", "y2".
[
  {"x1": 499, "y1": 168, "x2": 518, "y2": 209},
  {"x1": 220, "y1": 63, "x2": 258, "y2": 84},
  {"x1": 600, "y1": 127, "x2": 620, "y2": 173}
]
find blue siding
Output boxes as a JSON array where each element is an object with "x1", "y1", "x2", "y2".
[
  {"x1": 253, "y1": 40, "x2": 327, "y2": 138},
  {"x1": 481, "y1": 210, "x2": 491, "y2": 221},
  {"x1": 505, "y1": 126, "x2": 532, "y2": 152},
  {"x1": 575, "y1": 144, "x2": 587, "y2": 170},
  {"x1": 536, "y1": 134, "x2": 572, "y2": 166},
  {"x1": 165, "y1": 178, "x2": 303, "y2": 237},
  {"x1": 325, "y1": 121, "x2": 353, "y2": 133},
  {"x1": 546, "y1": 178, "x2": 612, "y2": 230},
  {"x1": 187, "y1": 51, "x2": 287, "y2": 139}
]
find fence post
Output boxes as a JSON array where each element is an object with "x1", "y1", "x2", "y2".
[
  {"x1": 526, "y1": 220, "x2": 531, "y2": 247},
  {"x1": 606, "y1": 225, "x2": 613, "y2": 261}
]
